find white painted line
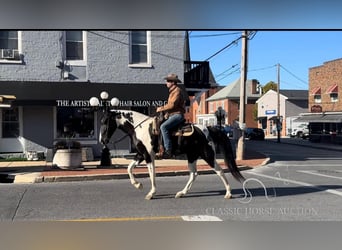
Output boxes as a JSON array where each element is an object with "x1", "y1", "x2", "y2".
[
  {"x1": 181, "y1": 215, "x2": 222, "y2": 221},
  {"x1": 247, "y1": 171, "x2": 342, "y2": 197},
  {"x1": 297, "y1": 170, "x2": 342, "y2": 181}
]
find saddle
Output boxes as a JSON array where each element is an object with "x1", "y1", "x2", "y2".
[
  {"x1": 152, "y1": 116, "x2": 194, "y2": 137},
  {"x1": 152, "y1": 116, "x2": 195, "y2": 158}
]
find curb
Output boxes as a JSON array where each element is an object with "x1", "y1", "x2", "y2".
[{"x1": 33, "y1": 165, "x2": 260, "y2": 183}]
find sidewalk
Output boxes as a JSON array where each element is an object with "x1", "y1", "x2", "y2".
[{"x1": 0, "y1": 148, "x2": 269, "y2": 184}]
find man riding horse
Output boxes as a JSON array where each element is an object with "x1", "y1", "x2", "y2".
[{"x1": 156, "y1": 73, "x2": 187, "y2": 159}]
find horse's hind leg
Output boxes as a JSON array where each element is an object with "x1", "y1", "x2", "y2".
[
  {"x1": 175, "y1": 161, "x2": 198, "y2": 198},
  {"x1": 214, "y1": 161, "x2": 232, "y2": 199},
  {"x1": 204, "y1": 149, "x2": 232, "y2": 199},
  {"x1": 127, "y1": 160, "x2": 143, "y2": 190}
]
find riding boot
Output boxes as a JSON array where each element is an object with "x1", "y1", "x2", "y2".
[{"x1": 162, "y1": 150, "x2": 172, "y2": 159}]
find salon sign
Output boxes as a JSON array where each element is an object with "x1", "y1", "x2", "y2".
[{"x1": 56, "y1": 99, "x2": 167, "y2": 107}]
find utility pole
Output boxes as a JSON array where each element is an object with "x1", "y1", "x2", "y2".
[
  {"x1": 236, "y1": 30, "x2": 248, "y2": 160},
  {"x1": 277, "y1": 63, "x2": 281, "y2": 143}
]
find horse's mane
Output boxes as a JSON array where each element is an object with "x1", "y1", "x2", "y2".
[{"x1": 113, "y1": 109, "x2": 152, "y2": 126}]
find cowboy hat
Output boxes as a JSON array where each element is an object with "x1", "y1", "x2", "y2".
[{"x1": 164, "y1": 73, "x2": 182, "y2": 83}]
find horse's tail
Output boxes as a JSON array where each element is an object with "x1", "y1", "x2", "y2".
[{"x1": 207, "y1": 126, "x2": 245, "y2": 182}]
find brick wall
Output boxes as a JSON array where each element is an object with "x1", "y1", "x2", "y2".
[{"x1": 309, "y1": 58, "x2": 342, "y2": 112}]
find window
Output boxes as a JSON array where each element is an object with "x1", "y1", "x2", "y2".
[
  {"x1": 209, "y1": 102, "x2": 214, "y2": 113},
  {"x1": 129, "y1": 31, "x2": 151, "y2": 66},
  {"x1": 56, "y1": 107, "x2": 95, "y2": 139},
  {"x1": 2, "y1": 108, "x2": 19, "y2": 138},
  {"x1": 330, "y1": 93, "x2": 338, "y2": 102},
  {"x1": 0, "y1": 31, "x2": 20, "y2": 60},
  {"x1": 314, "y1": 94, "x2": 321, "y2": 103},
  {"x1": 65, "y1": 31, "x2": 86, "y2": 64}
]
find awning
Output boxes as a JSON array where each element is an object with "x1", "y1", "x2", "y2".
[
  {"x1": 268, "y1": 116, "x2": 283, "y2": 121},
  {"x1": 257, "y1": 116, "x2": 267, "y2": 121},
  {"x1": 0, "y1": 94, "x2": 16, "y2": 108},
  {"x1": 320, "y1": 114, "x2": 342, "y2": 122},
  {"x1": 310, "y1": 86, "x2": 321, "y2": 95},
  {"x1": 0, "y1": 81, "x2": 180, "y2": 106},
  {"x1": 326, "y1": 84, "x2": 338, "y2": 94},
  {"x1": 294, "y1": 113, "x2": 342, "y2": 123},
  {"x1": 294, "y1": 114, "x2": 324, "y2": 123}
]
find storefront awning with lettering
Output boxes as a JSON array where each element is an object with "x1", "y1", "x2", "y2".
[{"x1": 0, "y1": 82, "x2": 180, "y2": 106}]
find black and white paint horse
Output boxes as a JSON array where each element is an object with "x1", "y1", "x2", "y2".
[{"x1": 100, "y1": 110, "x2": 244, "y2": 200}]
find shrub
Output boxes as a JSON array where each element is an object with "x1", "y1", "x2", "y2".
[{"x1": 54, "y1": 140, "x2": 81, "y2": 150}]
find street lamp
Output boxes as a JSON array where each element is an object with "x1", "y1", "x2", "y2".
[{"x1": 89, "y1": 91, "x2": 120, "y2": 166}]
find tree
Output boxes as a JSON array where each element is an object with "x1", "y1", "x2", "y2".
[{"x1": 262, "y1": 81, "x2": 278, "y2": 94}]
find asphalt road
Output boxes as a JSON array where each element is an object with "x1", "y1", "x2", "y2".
[{"x1": 1, "y1": 139, "x2": 342, "y2": 221}]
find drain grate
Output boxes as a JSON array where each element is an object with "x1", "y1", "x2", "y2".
[{"x1": 0, "y1": 173, "x2": 14, "y2": 183}]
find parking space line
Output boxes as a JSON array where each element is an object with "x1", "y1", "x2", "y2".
[
  {"x1": 297, "y1": 170, "x2": 342, "y2": 181},
  {"x1": 247, "y1": 171, "x2": 342, "y2": 197}
]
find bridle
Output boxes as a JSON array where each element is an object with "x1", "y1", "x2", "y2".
[{"x1": 107, "y1": 111, "x2": 153, "y2": 145}]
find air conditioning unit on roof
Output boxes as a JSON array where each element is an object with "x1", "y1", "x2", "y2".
[{"x1": 1, "y1": 49, "x2": 15, "y2": 59}]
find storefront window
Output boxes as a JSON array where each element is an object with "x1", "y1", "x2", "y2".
[
  {"x1": 56, "y1": 107, "x2": 95, "y2": 139},
  {"x1": 2, "y1": 107, "x2": 19, "y2": 138}
]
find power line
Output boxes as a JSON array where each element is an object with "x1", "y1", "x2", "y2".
[
  {"x1": 189, "y1": 32, "x2": 242, "y2": 38},
  {"x1": 205, "y1": 36, "x2": 242, "y2": 61},
  {"x1": 279, "y1": 64, "x2": 308, "y2": 86}
]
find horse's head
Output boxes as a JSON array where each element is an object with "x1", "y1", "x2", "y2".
[
  {"x1": 100, "y1": 110, "x2": 136, "y2": 145},
  {"x1": 99, "y1": 111, "x2": 118, "y2": 145}
]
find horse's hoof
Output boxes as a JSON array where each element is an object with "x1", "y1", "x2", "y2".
[
  {"x1": 145, "y1": 193, "x2": 154, "y2": 200},
  {"x1": 224, "y1": 193, "x2": 232, "y2": 199},
  {"x1": 175, "y1": 192, "x2": 184, "y2": 198},
  {"x1": 134, "y1": 182, "x2": 143, "y2": 190}
]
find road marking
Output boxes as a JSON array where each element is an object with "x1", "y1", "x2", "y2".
[
  {"x1": 297, "y1": 170, "x2": 342, "y2": 180},
  {"x1": 63, "y1": 215, "x2": 222, "y2": 222},
  {"x1": 181, "y1": 215, "x2": 222, "y2": 221},
  {"x1": 66, "y1": 216, "x2": 183, "y2": 222},
  {"x1": 247, "y1": 171, "x2": 342, "y2": 197}
]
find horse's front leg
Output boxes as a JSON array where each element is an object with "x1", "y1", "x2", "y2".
[
  {"x1": 175, "y1": 161, "x2": 198, "y2": 198},
  {"x1": 145, "y1": 160, "x2": 156, "y2": 200},
  {"x1": 127, "y1": 160, "x2": 143, "y2": 190}
]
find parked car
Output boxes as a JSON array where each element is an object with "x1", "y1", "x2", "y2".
[
  {"x1": 214, "y1": 125, "x2": 233, "y2": 137},
  {"x1": 245, "y1": 127, "x2": 265, "y2": 140},
  {"x1": 223, "y1": 125, "x2": 233, "y2": 137},
  {"x1": 290, "y1": 124, "x2": 309, "y2": 139}
]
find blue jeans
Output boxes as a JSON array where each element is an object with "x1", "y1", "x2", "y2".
[{"x1": 160, "y1": 113, "x2": 184, "y2": 151}]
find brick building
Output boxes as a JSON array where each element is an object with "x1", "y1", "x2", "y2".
[
  {"x1": 200, "y1": 78, "x2": 261, "y2": 127},
  {"x1": 296, "y1": 58, "x2": 342, "y2": 143}
]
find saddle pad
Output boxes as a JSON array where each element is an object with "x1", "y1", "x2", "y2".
[{"x1": 173, "y1": 124, "x2": 194, "y2": 137}]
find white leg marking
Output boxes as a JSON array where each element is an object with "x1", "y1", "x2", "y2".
[
  {"x1": 127, "y1": 160, "x2": 143, "y2": 190},
  {"x1": 145, "y1": 161, "x2": 156, "y2": 200},
  {"x1": 176, "y1": 161, "x2": 197, "y2": 198},
  {"x1": 214, "y1": 161, "x2": 231, "y2": 199}
]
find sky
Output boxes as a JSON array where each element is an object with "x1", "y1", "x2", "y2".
[{"x1": 189, "y1": 31, "x2": 342, "y2": 90}]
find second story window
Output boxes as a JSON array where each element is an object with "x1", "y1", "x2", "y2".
[
  {"x1": 330, "y1": 93, "x2": 338, "y2": 103},
  {"x1": 326, "y1": 83, "x2": 338, "y2": 103},
  {"x1": 0, "y1": 31, "x2": 20, "y2": 61},
  {"x1": 129, "y1": 31, "x2": 151, "y2": 66},
  {"x1": 65, "y1": 31, "x2": 86, "y2": 64},
  {"x1": 314, "y1": 94, "x2": 321, "y2": 103}
]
